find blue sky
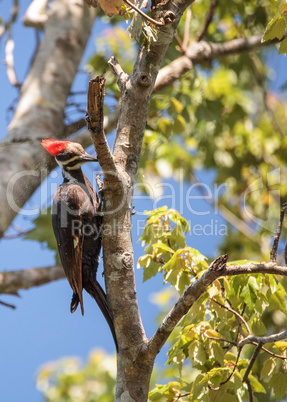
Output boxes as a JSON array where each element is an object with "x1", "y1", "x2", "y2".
[{"x1": 1, "y1": 1, "x2": 287, "y2": 401}]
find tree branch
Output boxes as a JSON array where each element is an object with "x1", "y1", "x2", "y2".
[
  {"x1": 146, "y1": 254, "x2": 228, "y2": 359},
  {"x1": 0, "y1": 0, "x2": 19, "y2": 38},
  {"x1": 196, "y1": 0, "x2": 219, "y2": 42},
  {"x1": 210, "y1": 298, "x2": 251, "y2": 335},
  {"x1": 22, "y1": 0, "x2": 49, "y2": 29},
  {"x1": 270, "y1": 202, "x2": 287, "y2": 263},
  {"x1": 0, "y1": 265, "x2": 64, "y2": 295},
  {"x1": 154, "y1": 32, "x2": 287, "y2": 92},
  {"x1": 0, "y1": 0, "x2": 96, "y2": 238},
  {"x1": 225, "y1": 263, "x2": 287, "y2": 276},
  {"x1": 87, "y1": 77, "x2": 116, "y2": 173},
  {"x1": 108, "y1": 56, "x2": 128, "y2": 94},
  {"x1": 239, "y1": 331, "x2": 287, "y2": 348},
  {"x1": 245, "y1": 378, "x2": 254, "y2": 402},
  {"x1": 243, "y1": 342, "x2": 262, "y2": 382}
]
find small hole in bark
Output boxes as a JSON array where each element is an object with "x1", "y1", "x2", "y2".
[{"x1": 138, "y1": 74, "x2": 151, "y2": 87}]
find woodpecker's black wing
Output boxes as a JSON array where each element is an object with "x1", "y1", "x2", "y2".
[{"x1": 52, "y1": 183, "x2": 86, "y2": 315}]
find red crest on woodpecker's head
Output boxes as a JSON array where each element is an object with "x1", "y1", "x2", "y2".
[{"x1": 41, "y1": 139, "x2": 71, "y2": 156}]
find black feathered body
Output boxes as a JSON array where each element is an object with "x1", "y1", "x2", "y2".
[{"x1": 52, "y1": 169, "x2": 117, "y2": 348}]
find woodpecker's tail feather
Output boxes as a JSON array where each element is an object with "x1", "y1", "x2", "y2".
[
  {"x1": 84, "y1": 280, "x2": 118, "y2": 352},
  {"x1": 70, "y1": 292, "x2": 80, "y2": 314}
]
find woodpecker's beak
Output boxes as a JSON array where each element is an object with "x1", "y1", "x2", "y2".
[{"x1": 81, "y1": 153, "x2": 98, "y2": 163}]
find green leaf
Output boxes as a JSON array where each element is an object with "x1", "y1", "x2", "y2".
[
  {"x1": 279, "y1": 37, "x2": 287, "y2": 54},
  {"x1": 249, "y1": 374, "x2": 266, "y2": 394},
  {"x1": 208, "y1": 341, "x2": 224, "y2": 365},
  {"x1": 169, "y1": 97, "x2": 184, "y2": 114},
  {"x1": 260, "y1": 358, "x2": 277, "y2": 380},
  {"x1": 251, "y1": 318, "x2": 267, "y2": 336},
  {"x1": 173, "y1": 115, "x2": 186, "y2": 133},
  {"x1": 270, "y1": 373, "x2": 287, "y2": 401},
  {"x1": 189, "y1": 340, "x2": 207, "y2": 366},
  {"x1": 191, "y1": 374, "x2": 208, "y2": 400},
  {"x1": 262, "y1": 15, "x2": 286, "y2": 42},
  {"x1": 24, "y1": 208, "x2": 60, "y2": 262},
  {"x1": 153, "y1": 242, "x2": 174, "y2": 254},
  {"x1": 143, "y1": 259, "x2": 161, "y2": 282},
  {"x1": 128, "y1": 0, "x2": 144, "y2": 42},
  {"x1": 268, "y1": 290, "x2": 287, "y2": 314}
]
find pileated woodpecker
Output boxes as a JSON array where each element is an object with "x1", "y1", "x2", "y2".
[{"x1": 42, "y1": 138, "x2": 117, "y2": 350}]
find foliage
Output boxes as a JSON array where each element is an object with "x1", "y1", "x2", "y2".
[
  {"x1": 39, "y1": 207, "x2": 287, "y2": 401},
  {"x1": 24, "y1": 208, "x2": 60, "y2": 263},
  {"x1": 138, "y1": 208, "x2": 287, "y2": 401},
  {"x1": 37, "y1": 350, "x2": 116, "y2": 402}
]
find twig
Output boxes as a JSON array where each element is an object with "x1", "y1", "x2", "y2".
[
  {"x1": 196, "y1": 0, "x2": 219, "y2": 41},
  {"x1": 210, "y1": 298, "x2": 251, "y2": 335},
  {"x1": 239, "y1": 331, "x2": 287, "y2": 348},
  {"x1": 0, "y1": 0, "x2": 19, "y2": 38},
  {"x1": 5, "y1": 34, "x2": 21, "y2": 87},
  {"x1": 207, "y1": 336, "x2": 237, "y2": 346},
  {"x1": 243, "y1": 342, "x2": 262, "y2": 382},
  {"x1": 0, "y1": 300, "x2": 16, "y2": 309},
  {"x1": 87, "y1": 77, "x2": 116, "y2": 173},
  {"x1": 259, "y1": 345, "x2": 287, "y2": 360},
  {"x1": 225, "y1": 263, "x2": 287, "y2": 276},
  {"x1": 245, "y1": 378, "x2": 254, "y2": 402},
  {"x1": 154, "y1": 32, "x2": 287, "y2": 92},
  {"x1": 108, "y1": 56, "x2": 128, "y2": 93},
  {"x1": 0, "y1": 265, "x2": 64, "y2": 295},
  {"x1": 209, "y1": 347, "x2": 242, "y2": 390},
  {"x1": 270, "y1": 202, "x2": 287, "y2": 263},
  {"x1": 122, "y1": 0, "x2": 165, "y2": 26},
  {"x1": 182, "y1": 8, "x2": 192, "y2": 51}
]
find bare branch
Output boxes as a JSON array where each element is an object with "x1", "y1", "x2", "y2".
[
  {"x1": 22, "y1": 0, "x2": 49, "y2": 29},
  {"x1": 0, "y1": 0, "x2": 19, "y2": 38},
  {"x1": 108, "y1": 56, "x2": 128, "y2": 93},
  {"x1": 146, "y1": 254, "x2": 228, "y2": 359},
  {"x1": 123, "y1": 0, "x2": 165, "y2": 26},
  {"x1": 196, "y1": 0, "x2": 218, "y2": 41},
  {"x1": 87, "y1": 77, "x2": 116, "y2": 173},
  {"x1": 210, "y1": 298, "x2": 251, "y2": 335},
  {"x1": 182, "y1": 8, "x2": 192, "y2": 51},
  {"x1": 270, "y1": 202, "x2": 287, "y2": 263},
  {"x1": 0, "y1": 265, "x2": 64, "y2": 295},
  {"x1": 239, "y1": 331, "x2": 287, "y2": 348},
  {"x1": 0, "y1": 300, "x2": 16, "y2": 309},
  {"x1": 225, "y1": 262, "x2": 287, "y2": 276},
  {"x1": 243, "y1": 342, "x2": 262, "y2": 382},
  {"x1": 245, "y1": 378, "x2": 254, "y2": 402},
  {"x1": 260, "y1": 345, "x2": 287, "y2": 360},
  {"x1": 155, "y1": 32, "x2": 287, "y2": 92},
  {"x1": 5, "y1": 36, "x2": 21, "y2": 87}
]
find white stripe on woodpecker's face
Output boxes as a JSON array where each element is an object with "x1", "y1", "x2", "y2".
[{"x1": 59, "y1": 155, "x2": 81, "y2": 165}]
